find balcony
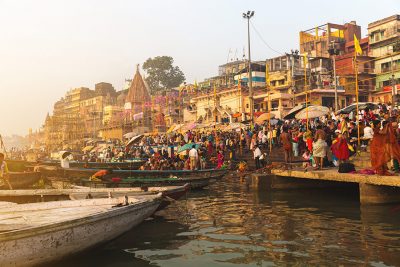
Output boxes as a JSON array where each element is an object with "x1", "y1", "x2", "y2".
[{"x1": 380, "y1": 64, "x2": 400, "y2": 74}]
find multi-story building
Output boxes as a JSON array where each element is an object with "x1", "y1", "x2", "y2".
[
  {"x1": 44, "y1": 84, "x2": 118, "y2": 151},
  {"x1": 298, "y1": 22, "x2": 362, "y2": 108},
  {"x1": 368, "y1": 14, "x2": 400, "y2": 103},
  {"x1": 335, "y1": 37, "x2": 375, "y2": 107},
  {"x1": 257, "y1": 53, "x2": 307, "y2": 118}
]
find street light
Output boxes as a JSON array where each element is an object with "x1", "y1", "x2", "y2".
[
  {"x1": 328, "y1": 41, "x2": 340, "y2": 111},
  {"x1": 243, "y1": 10, "x2": 254, "y2": 122}
]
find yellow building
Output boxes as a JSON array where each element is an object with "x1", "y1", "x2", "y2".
[{"x1": 103, "y1": 105, "x2": 124, "y2": 125}]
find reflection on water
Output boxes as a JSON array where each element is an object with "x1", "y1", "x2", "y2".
[{"x1": 56, "y1": 178, "x2": 400, "y2": 267}]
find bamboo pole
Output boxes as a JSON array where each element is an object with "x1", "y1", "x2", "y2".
[
  {"x1": 266, "y1": 62, "x2": 272, "y2": 154},
  {"x1": 304, "y1": 54, "x2": 309, "y2": 130},
  {"x1": 355, "y1": 55, "x2": 360, "y2": 148}
]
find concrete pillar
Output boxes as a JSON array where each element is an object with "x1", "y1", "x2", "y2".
[
  {"x1": 249, "y1": 174, "x2": 272, "y2": 189},
  {"x1": 250, "y1": 174, "x2": 347, "y2": 190},
  {"x1": 359, "y1": 183, "x2": 400, "y2": 205}
]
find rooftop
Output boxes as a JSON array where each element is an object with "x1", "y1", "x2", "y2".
[{"x1": 368, "y1": 14, "x2": 400, "y2": 29}]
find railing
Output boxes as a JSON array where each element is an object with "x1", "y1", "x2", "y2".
[{"x1": 380, "y1": 64, "x2": 400, "y2": 74}]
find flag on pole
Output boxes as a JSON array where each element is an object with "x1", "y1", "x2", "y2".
[
  {"x1": 354, "y1": 34, "x2": 362, "y2": 56},
  {"x1": 303, "y1": 53, "x2": 308, "y2": 66}
]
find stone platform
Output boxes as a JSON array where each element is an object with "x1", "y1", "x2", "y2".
[{"x1": 250, "y1": 168, "x2": 400, "y2": 205}]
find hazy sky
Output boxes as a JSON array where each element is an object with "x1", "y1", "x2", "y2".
[{"x1": 0, "y1": 0, "x2": 398, "y2": 136}]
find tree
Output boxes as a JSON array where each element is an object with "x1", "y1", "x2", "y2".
[{"x1": 142, "y1": 56, "x2": 185, "y2": 94}]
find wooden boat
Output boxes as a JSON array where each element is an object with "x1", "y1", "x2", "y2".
[
  {"x1": 0, "y1": 194, "x2": 162, "y2": 267},
  {"x1": 5, "y1": 160, "x2": 30, "y2": 172},
  {"x1": 0, "y1": 171, "x2": 41, "y2": 190},
  {"x1": 42, "y1": 167, "x2": 228, "y2": 181},
  {"x1": 0, "y1": 184, "x2": 190, "y2": 211},
  {"x1": 70, "y1": 184, "x2": 189, "y2": 211},
  {"x1": 37, "y1": 159, "x2": 146, "y2": 170},
  {"x1": 81, "y1": 176, "x2": 214, "y2": 190}
]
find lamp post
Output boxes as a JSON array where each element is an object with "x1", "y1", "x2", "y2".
[
  {"x1": 243, "y1": 10, "x2": 255, "y2": 122},
  {"x1": 329, "y1": 41, "x2": 340, "y2": 111},
  {"x1": 289, "y1": 50, "x2": 300, "y2": 107}
]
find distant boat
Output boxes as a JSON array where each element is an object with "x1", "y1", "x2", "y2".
[
  {"x1": 37, "y1": 159, "x2": 146, "y2": 170},
  {"x1": 0, "y1": 194, "x2": 162, "y2": 267},
  {"x1": 41, "y1": 167, "x2": 227, "y2": 181},
  {"x1": 81, "y1": 175, "x2": 217, "y2": 190}
]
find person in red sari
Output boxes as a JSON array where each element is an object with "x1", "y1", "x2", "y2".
[
  {"x1": 331, "y1": 130, "x2": 350, "y2": 164},
  {"x1": 216, "y1": 150, "x2": 224, "y2": 169},
  {"x1": 370, "y1": 119, "x2": 400, "y2": 175}
]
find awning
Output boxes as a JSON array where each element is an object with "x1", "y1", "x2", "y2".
[{"x1": 232, "y1": 112, "x2": 242, "y2": 118}]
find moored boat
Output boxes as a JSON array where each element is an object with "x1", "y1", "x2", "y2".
[
  {"x1": 81, "y1": 175, "x2": 215, "y2": 190},
  {"x1": 0, "y1": 171, "x2": 41, "y2": 189},
  {"x1": 0, "y1": 194, "x2": 162, "y2": 267},
  {"x1": 41, "y1": 167, "x2": 228, "y2": 181},
  {"x1": 0, "y1": 184, "x2": 190, "y2": 207},
  {"x1": 37, "y1": 159, "x2": 146, "y2": 170}
]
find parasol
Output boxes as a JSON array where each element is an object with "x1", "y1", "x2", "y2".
[
  {"x1": 123, "y1": 132, "x2": 136, "y2": 139},
  {"x1": 59, "y1": 151, "x2": 72, "y2": 159},
  {"x1": 255, "y1": 113, "x2": 276, "y2": 124},
  {"x1": 184, "y1": 122, "x2": 197, "y2": 131},
  {"x1": 166, "y1": 124, "x2": 176, "y2": 134},
  {"x1": 224, "y1": 122, "x2": 246, "y2": 131},
  {"x1": 126, "y1": 135, "x2": 144, "y2": 147},
  {"x1": 269, "y1": 119, "x2": 279, "y2": 126},
  {"x1": 284, "y1": 103, "x2": 310, "y2": 119},
  {"x1": 173, "y1": 124, "x2": 185, "y2": 132},
  {"x1": 295, "y1": 106, "x2": 330, "y2": 120},
  {"x1": 336, "y1": 102, "x2": 378, "y2": 115},
  {"x1": 177, "y1": 143, "x2": 200, "y2": 153}
]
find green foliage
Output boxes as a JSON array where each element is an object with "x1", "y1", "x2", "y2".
[{"x1": 142, "y1": 56, "x2": 185, "y2": 94}]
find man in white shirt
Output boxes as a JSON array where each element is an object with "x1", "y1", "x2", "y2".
[
  {"x1": 60, "y1": 156, "x2": 70, "y2": 169},
  {"x1": 188, "y1": 145, "x2": 198, "y2": 170},
  {"x1": 262, "y1": 131, "x2": 268, "y2": 144},
  {"x1": 362, "y1": 123, "x2": 374, "y2": 147},
  {"x1": 253, "y1": 145, "x2": 262, "y2": 169}
]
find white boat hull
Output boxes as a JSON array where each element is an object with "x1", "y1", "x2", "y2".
[{"x1": 0, "y1": 197, "x2": 160, "y2": 267}]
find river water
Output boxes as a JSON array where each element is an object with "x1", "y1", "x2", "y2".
[{"x1": 56, "y1": 177, "x2": 400, "y2": 267}]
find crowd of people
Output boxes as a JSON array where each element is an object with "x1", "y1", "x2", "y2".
[
  {"x1": 4, "y1": 102, "x2": 395, "y2": 176},
  {"x1": 120, "y1": 102, "x2": 400, "y2": 175}
]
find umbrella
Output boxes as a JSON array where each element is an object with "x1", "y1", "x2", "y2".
[
  {"x1": 195, "y1": 123, "x2": 206, "y2": 129},
  {"x1": 59, "y1": 150, "x2": 72, "y2": 159},
  {"x1": 284, "y1": 103, "x2": 311, "y2": 119},
  {"x1": 269, "y1": 119, "x2": 279, "y2": 126},
  {"x1": 177, "y1": 143, "x2": 200, "y2": 153},
  {"x1": 123, "y1": 132, "x2": 136, "y2": 139},
  {"x1": 166, "y1": 124, "x2": 176, "y2": 134},
  {"x1": 184, "y1": 122, "x2": 197, "y2": 131},
  {"x1": 337, "y1": 102, "x2": 378, "y2": 114},
  {"x1": 126, "y1": 135, "x2": 144, "y2": 147},
  {"x1": 295, "y1": 106, "x2": 330, "y2": 120},
  {"x1": 225, "y1": 122, "x2": 246, "y2": 131},
  {"x1": 255, "y1": 113, "x2": 276, "y2": 124},
  {"x1": 82, "y1": 145, "x2": 94, "y2": 152},
  {"x1": 173, "y1": 124, "x2": 185, "y2": 132}
]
